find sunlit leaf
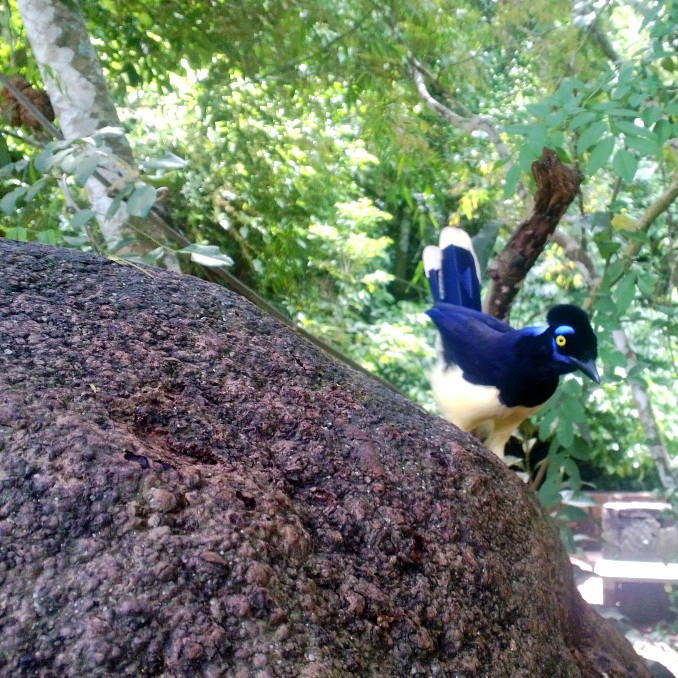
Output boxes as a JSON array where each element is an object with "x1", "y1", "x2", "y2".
[
  {"x1": 73, "y1": 155, "x2": 102, "y2": 186},
  {"x1": 127, "y1": 183, "x2": 157, "y2": 217},
  {"x1": 611, "y1": 149, "x2": 637, "y2": 183},
  {"x1": 71, "y1": 209, "x2": 96, "y2": 230},
  {"x1": 586, "y1": 136, "x2": 615, "y2": 175},
  {"x1": 576, "y1": 121, "x2": 607, "y2": 154},
  {"x1": 614, "y1": 272, "x2": 637, "y2": 314},
  {"x1": 179, "y1": 243, "x2": 234, "y2": 267},
  {"x1": 0, "y1": 186, "x2": 27, "y2": 215}
]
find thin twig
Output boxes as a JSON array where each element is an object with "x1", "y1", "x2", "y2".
[
  {"x1": 0, "y1": 126, "x2": 46, "y2": 148},
  {"x1": 529, "y1": 457, "x2": 549, "y2": 491}
]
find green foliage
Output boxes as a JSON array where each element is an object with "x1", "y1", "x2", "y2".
[{"x1": 1, "y1": 0, "x2": 676, "y2": 506}]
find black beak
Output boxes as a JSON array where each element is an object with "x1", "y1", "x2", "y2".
[{"x1": 570, "y1": 357, "x2": 600, "y2": 384}]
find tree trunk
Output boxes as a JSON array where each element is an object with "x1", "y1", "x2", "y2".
[
  {"x1": 391, "y1": 207, "x2": 412, "y2": 299},
  {"x1": 0, "y1": 238, "x2": 649, "y2": 677},
  {"x1": 15, "y1": 0, "x2": 179, "y2": 270},
  {"x1": 484, "y1": 148, "x2": 583, "y2": 320}
]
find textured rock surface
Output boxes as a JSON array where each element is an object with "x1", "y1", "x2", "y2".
[{"x1": 0, "y1": 240, "x2": 648, "y2": 677}]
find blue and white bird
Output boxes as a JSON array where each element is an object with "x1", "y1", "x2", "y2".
[{"x1": 423, "y1": 227, "x2": 599, "y2": 458}]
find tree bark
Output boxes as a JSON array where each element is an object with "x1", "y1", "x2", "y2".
[
  {"x1": 484, "y1": 148, "x2": 583, "y2": 319},
  {"x1": 15, "y1": 0, "x2": 179, "y2": 270},
  {"x1": 0, "y1": 239, "x2": 650, "y2": 677}
]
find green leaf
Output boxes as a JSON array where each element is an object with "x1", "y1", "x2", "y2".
[
  {"x1": 624, "y1": 135, "x2": 661, "y2": 157},
  {"x1": 568, "y1": 439, "x2": 592, "y2": 462},
  {"x1": 105, "y1": 183, "x2": 134, "y2": 218},
  {"x1": 612, "y1": 149, "x2": 637, "y2": 183},
  {"x1": 602, "y1": 108, "x2": 639, "y2": 118},
  {"x1": 613, "y1": 120, "x2": 654, "y2": 139},
  {"x1": 614, "y1": 272, "x2": 636, "y2": 313},
  {"x1": 471, "y1": 221, "x2": 500, "y2": 277},
  {"x1": 0, "y1": 186, "x2": 28, "y2": 215},
  {"x1": 547, "y1": 130, "x2": 564, "y2": 149},
  {"x1": 653, "y1": 119, "x2": 673, "y2": 145},
  {"x1": 558, "y1": 525, "x2": 576, "y2": 554},
  {"x1": 24, "y1": 177, "x2": 47, "y2": 204},
  {"x1": 518, "y1": 144, "x2": 537, "y2": 172},
  {"x1": 604, "y1": 258, "x2": 626, "y2": 285},
  {"x1": 140, "y1": 152, "x2": 188, "y2": 171},
  {"x1": 562, "y1": 458, "x2": 581, "y2": 488},
  {"x1": 4, "y1": 226, "x2": 29, "y2": 240},
  {"x1": 525, "y1": 102, "x2": 550, "y2": 116},
  {"x1": 560, "y1": 397, "x2": 587, "y2": 424},
  {"x1": 545, "y1": 110, "x2": 566, "y2": 127},
  {"x1": 640, "y1": 2, "x2": 662, "y2": 30},
  {"x1": 627, "y1": 363, "x2": 647, "y2": 383},
  {"x1": 599, "y1": 346, "x2": 627, "y2": 369},
  {"x1": 642, "y1": 106, "x2": 662, "y2": 127},
  {"x1": 105, "y1": 191, "x2": 126, "y2": 219},
  {"x1": 556, "y1": 422, "x2": 574, "y2": 448},
  {"x1": 503, "y1": 165, "x2": 521, "y2": 198},
  {"x1": 61, "y1": 235, "x2": 88, "y2": 247},
  {"x1": 504, "y1": 123, "x2": 534, "y2": 136},
  {"x1": 576, "y1": 121, "x2": 607, "y2": 154},
  {"x1": 538, "y1": 471, "x2": 563, "y2": 508},
  {"x1": 538, "y1": 407, "x2": 556, "y2": 440},
  {"x1": 0, "y1": 134, "x2": 11, "y2": 167},
  {"x1": 568, "y1": 111, "x2": 598, "y2": 132},
  {"x1": 526, "y1": 125, "x2": 548, "y2": 153},
  {"x1": 636, "y1": 271, "x2": 657, "y2": 297},
  {"x1": 126, "y1": 183, "x2": 157, "y2": 217},
  {"x1": 71, "y1": 209, "x2": 95, "y2": 230},
  {"x1": 590, "y1": 102, "x2": 619, "y2": 113},
  {"x1": 554, "y1": 505, "x2": 589, "y2": 522},
  {"x1": 586, "y1": 136, "x2": 615, "y2": 175},
  {"x1": 34, "y1": 146, "x2": 55, "y2": 173},
  {"x1": 73, "y1": 155, "x2": 102, "y2": 186},
  {"x1": 139, "y1": 247, "x2": 166, "y2": 264},
  {"x1": 178, "y1": 243, "x2": 234, "y2": 267},
  {"x1": 36, "y1": 229, "x2": 59, "y2": 245},
  {"x1": 596, "y1": 239, "x2": 620, "y2": 258}
]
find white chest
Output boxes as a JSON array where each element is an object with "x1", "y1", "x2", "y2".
[{"x1": 429, "y1": 362, "x2": 542, "y2": 457}]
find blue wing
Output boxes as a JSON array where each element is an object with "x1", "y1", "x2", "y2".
[{"x1": 426, "y1": 304, "x2": 514, "y2": 386}]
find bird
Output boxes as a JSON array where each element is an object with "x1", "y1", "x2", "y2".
[{"x1": 423, "y1": 226, "x2": 599, "y2": 458}]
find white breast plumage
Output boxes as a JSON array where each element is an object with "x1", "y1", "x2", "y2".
[{"x1": 429, "y1": 359, "x2": 541, "y2": 458}]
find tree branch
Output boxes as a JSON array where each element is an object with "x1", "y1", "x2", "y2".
[
  {"x1": 411, "y1": 61, "x2": 512, "y2": 162},
  {"x1": 626, "y1": 167, "x2": 678, "y2": 257},
  {"x1": 484, "y1": 148, "x2": 583, "y2": 320},
  {"x1": 589, "y1": 22, "x2": 621, "y2": 64},
  {"x1": 584, "y1": 166, "x2": 678, "y2": 310},
  {"x1": 550, "y1": 228, "x2": 599, "y2": 287}
]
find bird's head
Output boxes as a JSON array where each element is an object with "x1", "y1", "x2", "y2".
[{"x1": 546, "y1": 304, "x2": 599, "y2": 383}]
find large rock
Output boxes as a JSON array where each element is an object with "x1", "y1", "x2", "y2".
[{"x1": 0, "y1": 240, "x2": 648, "y2": 676}]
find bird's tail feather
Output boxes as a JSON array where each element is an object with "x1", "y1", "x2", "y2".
[{"x1": 423, "y1": 227, "x2": 481, "y2": 310}]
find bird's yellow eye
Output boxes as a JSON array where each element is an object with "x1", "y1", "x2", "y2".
[{"x1": 556, "y1": 335, "x2": 567, "y2": 347}]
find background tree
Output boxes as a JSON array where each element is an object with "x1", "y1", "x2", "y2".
[{"x1": 11, "y1": 0, "x2": 181, "y2": 269}]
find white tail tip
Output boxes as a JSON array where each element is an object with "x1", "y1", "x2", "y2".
[
  {"x1": 438, "y1": 227, "x2": 481, "y2": 281},
  {"x1": 422, "y1": 245, "x2": 441, "y2": 273}
]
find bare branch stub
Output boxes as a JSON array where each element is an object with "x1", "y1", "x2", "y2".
[{"x1": 485, "y1": 148, "x2": 583, "y2": 320}]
